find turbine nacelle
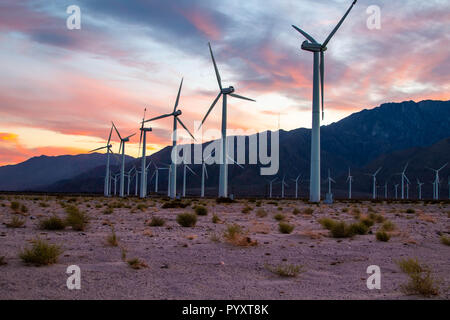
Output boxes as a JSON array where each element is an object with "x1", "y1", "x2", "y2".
[
  {"x1": 222, "y1": 86, "x2": 235, "y2": 94},
  {"x1": 173, "y1": 109, "x2": 182, "y2": 117},
  {"x1": 301, "y1": 41, "x2": 325, "y2": 52}
]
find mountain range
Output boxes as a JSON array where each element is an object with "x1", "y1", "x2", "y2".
[{"x1": 1, "y1": 99, "x2": 449, "y2": 199}]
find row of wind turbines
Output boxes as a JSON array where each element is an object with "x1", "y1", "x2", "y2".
[{"x1": 90, "y1": 0, "x2": 360, "y2": 202}]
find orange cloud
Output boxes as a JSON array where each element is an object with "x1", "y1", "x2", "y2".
[{"x1": 182, "y1": 9, "x2": 221, "y2": 40}]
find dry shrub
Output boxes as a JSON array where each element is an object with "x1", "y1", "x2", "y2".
[{"x1": 223, "y1": 224, "x2": 257, "y2": 247}]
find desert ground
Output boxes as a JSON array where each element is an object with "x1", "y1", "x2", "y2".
[{"x1": 0, "y1": 194, "x2": 449, "y2": 300}]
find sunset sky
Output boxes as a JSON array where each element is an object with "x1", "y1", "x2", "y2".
[{"x1": 0, "y1": 0, "x2": 449, "y2": 166}]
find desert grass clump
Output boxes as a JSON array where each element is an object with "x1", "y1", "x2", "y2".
[
  {"x1": 274, "y1": 213, "x2": 285, "y2": 221},
  {"x1": 39, "y1": 216, "x2": 65, "y2": 230},
  {"x1": 136, "y1": 203, "x2": 147, "y2": 211},
  {"x1": 440, "y1": 235, "x2": 450, "y2": 246},
  {"x1": 376, "y1": 230, "x2": 390, "y2": 242},
  {"x1": 5, "y1": 216, "x2": 26, "y2": 228},
  {"x1": 223, "y1": 224, "x2": 257, "y2": 247},
  {"x1": 10, "y1": 201, "x2": 20, "y2": 212},
  {"x1": 330, "y1": 221, "x2": 353, "y2": 238},
  {"x1": 212, "y1": 214, "x2": 220, "y2": 224},
  {"x1": 396, "y1": 258, "x2": 439, "y2": 297},
  {"x1": 265, "y1": 263, "x2": 304, "y2": 278},
  {"x1": 39, "y1": 202, "x2": 50, "y2": 208},
  {"x1": 216, "y1": 197, "x2": 235, "y2": 204},
  {"x1": 148, "y1": 216, "x2": 165, "y2": 227},
  {"x1": 194, "y1": 205, "x2": 208, "y2": 216},
  {"x1": 0, "y1": 256, "x2": 6, "y2": 266},
  {"x1": 279, "y1": 222, "x2": 295, "y2": 234},
  {"x1": 256, "y1": 208, "x2": 267, "y2": 218},
  {"x1": 349, "y1": 221, "x2": 369, "y2": 235},
  {"x1": 405, "y1": 208, "x2": 415, "y2": 214},
  {"x1": 103, "y1": 207, "x2": 114, "y2": 215},
  {"x1": 319, "y1": 217, "x2": 336, "y2": 230},
  {"x1": 369, "y1": 212, "x2": 385, "y2": 223},
  {"x1": 303, "y1": 207, "x2": 314, "y2": 215},
  {"x1": 20, "y1": 239, "x2": 62, "y2": 266},
  {"x1": 292, "y1": 208, "x2": 300, "y2": 215},
  {"x1": 241, "y1": 205, "x2": 253, "y2": 214},
  {"x1": 381, "y1": 220, "x2": 396, "y2": 232},
  {"x1": 162, "y1": 200, "x2": 190, "y2": 209},
  {"x1": 20, "y1": 204, "x2": 28, "y2": 213},
  {"x1": 127, "y1": 258, "x2": 148, "y2": 270},
  {"x1": 359, "y1": 216, "x2": 375, "y2": 227},
  {"x1": 65, "y1": 206, "x2": 89, "y2": 231},
  {"x1": 176, "y1": 213, "x2": 197, "y2": 227},
  {"x1": 106, "y1": 228, "x2": 119, "y2": 247}
]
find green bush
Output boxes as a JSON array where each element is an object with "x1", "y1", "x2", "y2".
[
  {"x1": 10, "y1": 201, "x2": 20, "y2": 211},
  {"x1": 20, "y1": 239, "x2": 62, "y2": 266},
  {"x1": 216, "y1": 197, "x2": 235, "y2": 204},
  {"x1": 194, "y1": 205, "x2": 208, "y2": 216},
  {"x1": 292, "y1": 208, "x2": 300, "y2": 215},
  {"x1": 319, "y1": 218, "x2": 336, "y2": 230},
  {"x1": 162, "y1": 200, "x2": 189, "y2": 209},
  {"x1": 265, "y1": 263, "x2": 304, "y2": 277},
  {"x1": 330, "y1": 221, "x2": 353, "y2": 238},
  {"x1": 256, "y1": 208, "x2": 267, "y2": 218},
  {"x1": 212, "y1": 214, "x2": 220, "y2": 224},
  {"x1": 65, "y1": 206, "x2": 89, "y2": 231},
  {"x1": 303, "y1": 207, "x2": 314, "y2": 215},
  {"x1": 396, "y1": 258, "x2": 439, "y2": 297},
  {"x1": 241, "y1": 205, "x2": 253, "y2": 214},
  {"x1": 381, "y1": 220, "x2": 396, "y2": 231},
  {"x1": 274, "y1": 213, "x2": 285, "y2": 221},
  {"x1": 176, "y1": 213, "x2": 197, "y2": 227},
  {"x1": 440, "y1": 235, "x2": 450, "y2": 246},
  {"x1": 360, "y1": 216, "x2": 375, "y2": 227},
  {"x1": 6, "y1": 216, "x2": 26, "y2": 228},
  {"x1": 39, "y1": 216, "x2": 65, "y2": 230},
  {"x1": 349, "y1": 222, "x2": 369, "y2": 235},
  {"x1": 376, "y1": 230, "x2": 390, "y2": 242},
  {"x1": 279, "y1": 222, "x2": 295, "y2": 234},
  {"x1": 405, "y1": 208, "x2": 415, "y2": 214},
  {"x1": 149, "y1": 216, "x2": 165, "y2": 227}
]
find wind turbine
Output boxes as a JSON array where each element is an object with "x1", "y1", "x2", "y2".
[
  {"x1": 281, "y1": 175, "x2": 288, "y2": 198},
  {"x1": 292, "y1": 0, "x2": 357, "y2": 202},
  {"x1": 267, "y1": 177, "x2": 278, "y2": 198},
  {"x1": 346, "y1": 168, "x2": 353, "y2": 199},
  {"x1": 326, "y1": 169, "x2": 336, "y2": 195},
  {"x1": 143, "y1": 79, "x2": 195, "y2": 199},
  {"x1": 366, "y1": 167, "x2": 382, "y2": 199},
  {"x1": 89, "y1": 125, "x2": 114, "y2": 197},
  {"x1": 417, "y1": 179, "x2": 424, "y2": 200},
  {"x1": 427, "y1": 163, "x2": 447, "y2": 200},
  {"x1": 138, "y1": 108, "x2": 152, "y2": 198},
  {"x1": 384, "y1": 182, "x2": 388, "y2": 199},
  {"x1": 125, "y1": 166, "x2": 135, "y2": 196},
  {"x1": 406, "y1": 180, "x2": 410, "y2": 199},
  {"x1": 397, "y1": 162, "x2": 410, "y2": 200},
  {"x1": 201, "y1": 161, "x2": 209, "y2": 198},
  {"x1": 291, "y1": 174, "x2": 301, "y2": 199},
  {"x1": 112, "y1": 122, "x2": 136, "y2": 198},
  {"x1": 182, "y1": 164, "x2": 197, "y2": 197},
  {"x1": 198, "y1": 42, "x2": 255, "y2": 198},
  {"x1": 394, "y1": 184, "x2": 399, "y2": 200}
]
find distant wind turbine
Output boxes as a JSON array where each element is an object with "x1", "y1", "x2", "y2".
[
  {"x1": 366, "y1": 167, "x2": 382, "y2": 199},
  {"x1": 291, "y1": 174, "x2": 301, "y2": 199},
  {"x1": 397, "y1": 162, "x2": 409, "y2": 200},
  {"x1": 384, "y1": 182, "x2": 388, "y2": 199},
  {"x1": 268, "y1": 177, "x2": 278, "y2": 198},
  {"x1": 346, "y1": 168, "x2": 353, "y2": 199},
  {"x1": 138, "y1": 108, "x2": 152, "y2": 199},
  {"x1": 112, "y1": 122, "x2": 136, "y2": 198},
  {"x1": 281, "y1": 175, "x2": 288, "y2": 198},
  {"x1": 143, "y1": 78, "x2": 195, "y2": 199},
  {"x1": 89, "y1": 125, "x2": 114, "y2": 197},
  {"x1": 198, "y1": 43, "x2": 255, "y2": 199},
  {"x1": 326, "y1": 169, "x2": 336, "y2": 195},
  {"x1": 394, "y1": 184, "x2": 399, "y2": 200},
  {"x1": 427, "y1": 163, "x2": 447, "y2": 200},
  {"x1": 417, "y1": 179, "x2": 424, "y2": 200},
  {"x1": 182, "y1": 164, "x2": 197, "y2": 197},
  {"x1": 292, "y1": 0, "x2": 358, "y2": 202}
]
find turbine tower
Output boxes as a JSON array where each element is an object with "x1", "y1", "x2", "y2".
[
  {"x1": 417, "y1": 179, "x2": 424, "y2": 200},
  {"x1": 366, "y1": 167, "x2": 382, "y2": 199},
  {"x1": 201, "y1": 161, "x2": 209, "y2": 198},
  {"x1": 398, "y1": 162, "x2": 409, "y2": 200},
  {"x1": 327, "y1": 169, "x2": 336, "y2": 195},
  {"x1": 89, "y1": 125, "x2": 114, "y2": 197},
  {"x1": 384, "y1": 182, "x2": 388, "y2": 199},
  {"x1": 112, "y1": 122, "x2": 135, "y2": 198},
  {"x1": 138, "y1": 108, "x2": 152, "y2": 198},
  {"x1": 198, "y1": 43, "x2": 255, "y2": 198},
  {"x1": 182, "y1": 164, "x2": 196, "y2": 197},
  {"x1": 427, "y1": 163, "x2": 447, "y2": 200},
  {"x1": 292, "y1": 0, "x2": 357, "y2": 202},
  {"x1": 346, "y1": 168, "x2": 353, "y2": 199},
  {"x1": 268, "y1": 177, "x2": 278, "y2": 198},
  {"x1": 394, "y1": 184, "x2": 399, "y2": 200},
  {"x1": 144, "y1": 79, "x2": 195, "y2": 199},
  {"x1": 281, "y1": 175, "x2": 288, "y2": 198},
  {"x1": 291, "y1": 174, "x2": 301, "y2": 199}
]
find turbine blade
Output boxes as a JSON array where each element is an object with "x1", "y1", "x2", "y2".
[
  {"x1": 291, "y1": 25, "x2": 317, "y2": 44},
  {"x1": 144, "y1": 113, "x2": 172, "y2": 123},
  {"x1": 322, "y1": 0, "x2": 357, "y2": 48},
  {"x1": 227, "y1": 155, "x2": 244, "y2": 168},
  {"x1": 374, "y1": 167, "x2": 382, "y2": 176},
  {"x1": 138, "y1": 124, "x2": 143, "y2": 158},
  {"x1": 177, "y1": 118, "x2": 196, "y2": 141},
  {"x1": 90, "y1": 146, "x2": 107, "y2": 153},
  {"x1": 112, "y1": 122, "x2": 122, "y2": 140},
  {"x1": 320, "y1": 51, "x2": 325, "y2": 120},
  {"x1": 438, "y1": 163, "x2": 448, "y2": 171},
  {"x1": 198, "y1": 93, "x2": 222, "y2": 130},
  {"x1": 229, "y1": 93, "x2": 256, "y2": 102},
  {"x1": 203, "y1": 164, "x2": 209, "y2": 179},
  {"x1": 107, "y1": 126, "x2": 113, "y2": 145},
  {"x1": 208, "y1": 42, "x2": 222, "y2": 90},
  {"x1": 174, "y1": 78, "x2": 183, "y2": 112},
  {"x1": 124, "y1": 133, "x2": 136, "y2": 140},
  {"x1": 186, "y1": 165, "x2": 196, "y2": 175}
]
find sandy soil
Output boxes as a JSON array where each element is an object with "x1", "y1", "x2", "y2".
[{"x1": 0, "y1": 195, "x2": 449, "y2": 300}]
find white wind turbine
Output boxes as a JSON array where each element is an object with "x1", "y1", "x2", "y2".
[
  {"x1": 366, "y1": 167, "x2": 382, "y2": 199},
  {"x1": 143, "y1": 79, "x2": 195, "y2": 199},
  {"x1": 346, "y1": 168, "x2": 353, "y2": 199},
  {"x1": 268, "y1": 177, "x2": 278, "y2": 198},
  {"x1": 384, "y1": 182, "x2": 388, "y2": 199},
  {"x1": 326, "y1": 169, "x2": 336, "y2": 195},
  {"x1": 406, "y1": 180, "x2": 410, "y2": 199},
  {"x1": 427, "y1": 163, "x2": 447, "y2": 200},
  {"x1": 182, "y1": 164, "x2": 197, "y2": 197},
  {"x1": 89, "y1": 125, "x2": 114, "y2": 197},
  {"x1": 417, "y1": 179, "x2": 424, "y2": 200},
  {"x1": 138, "y1": 108, "x2": 152, "y2": 199},
  {"x1": 394, "y1": 184, "x2": 399, "y2": 199},
  {"x1": 201, "y1": 161, "x2": 209, "y2": 198},
  {"x1": 292, "y1": 0, "x2": 358, "y2": 202},
  {"x1": 125, "y1": 166, "x2": 135, "y2": 196},
  {"x1": 291, "y1": 174, "x2": 301, "y2": 199},
  {"x1": 112, "y1": 122, "x2": 136, "y2": 198},
  {"x1": 281, "y1": 175, "x2": 289, "y2": 198},
  {"x1": 198, "y1": 42, "x2": 255, "y2": 198},
  {"x1": 397, "y1": 162, "x2": 410, "y2": 200}
]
